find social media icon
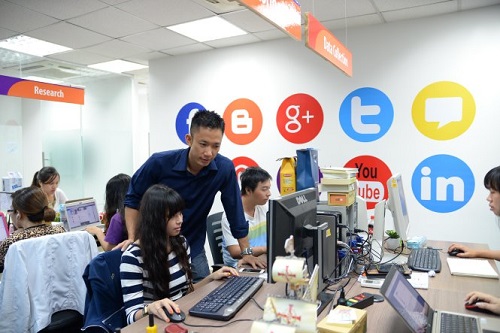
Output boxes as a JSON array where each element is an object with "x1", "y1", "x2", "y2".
[
  {"x1": 412, "y1": 81, "x2": 475, "y2": 140},
  {"x1": 277, "y1": 93, "x2": 323, "y2": 144},
  {"x1": 231, "y1": 109, "x2": 253, "y2": 134},
  {"x1": 224, "y1": 98, "x2": 262, "y2": 145},
  {"x1": 424, "y1": 97, "x2": 463, "y2": 128},
  {"x1": 339, "y1": 87, "x2": 393, "y2": 142},
  {"x1": 176, "y1": 102, "x2": 206, "y2": 144},
  {"x1": 232, "y1": 156, "x2": 258, "y2": 181},
  {"x1": 345, "y1": 155, "x2": 393, "y2": 210},
  {"x1": 411, "y1": 155, "x2": 474, "y2": 213}
]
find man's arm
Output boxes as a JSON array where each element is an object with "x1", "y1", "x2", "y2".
[
  {"x1": 237, "y1": 236, "x2": 266, "y2": 268},
  {"x1": 113, "y1": 207, "x2": 139, "y2": 251}
]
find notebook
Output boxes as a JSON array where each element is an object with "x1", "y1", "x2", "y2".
[
  {"x1": 64, "y1": 198, "x2": 103, "y2": 231},
  {"x1": 380, "y1": 265, "x2": 481, "y2": 333},
  {"x1": 447, "y1": 257, "x2": 499, "y2": 279}
]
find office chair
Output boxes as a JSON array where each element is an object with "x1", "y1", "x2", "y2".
[
  {"x1": 205, "y1": 212, "x2": 224, "y2": 271},
  {"x1": 0, "y1": 231, "x2": 99, "y2": 333}
]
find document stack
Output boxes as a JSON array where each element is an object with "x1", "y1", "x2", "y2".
[{"x1": 320, "y1": 167, "x2": 358, "y2": 206}]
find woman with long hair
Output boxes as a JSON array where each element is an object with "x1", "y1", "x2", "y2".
[
  {"x1": 120, "y1": 184, "x2": 237, "y2": 324},
  {"x1": 86, "y1": 173, "x2": 131, "y2": 251}
]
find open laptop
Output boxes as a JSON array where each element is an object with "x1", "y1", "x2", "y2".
[
  {"x1": 63, "y1": 198, "x2": 103, "y2": 231},
  {"x1": 380, "y1": 265, "x2": 481, "y2": 333}
]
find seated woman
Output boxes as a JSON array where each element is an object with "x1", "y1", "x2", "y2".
[
  {"x1": 0, "y1": 186, "x2": 66, "y2": 269},
  {"x1": 32, "y1": 166, "x2": 67, "y2": 211},
  {"x1": 86, "y1": 173, "x2": 131, "y2": 251},
  {"x1": 120, "y1": 184, "x2": 237, "y2": 324},
  {"x1": 447, "y1": 166, "x2": 500, "y2": 261}
]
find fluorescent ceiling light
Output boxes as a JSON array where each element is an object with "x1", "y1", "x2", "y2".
[
  {"x1": 167, "y1": 16, "x2": 247, "y2": 42},
  {"x1": 24, "y1": 76, "x2": 64, "y2": 85},
  {"x1": 88, "y1": 60, "x2": 148, "y2": 73},
  {"x1": 0, "y1": 35, "x2": 72, "y2": 57}
]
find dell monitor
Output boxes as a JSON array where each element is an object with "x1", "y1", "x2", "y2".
[
  {"x1": 267, "y1": 188, "x2": 336, "y2": 313},
  {"x1": 267, "y1": 188, "x2": 318, "y2": 284},
  {"x1": 386, "y1": 174, "x2": 410, "y2": 242}
]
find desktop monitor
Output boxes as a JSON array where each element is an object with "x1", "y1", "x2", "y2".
[
  {"x1": 267, "y1": 188, "x2": 337, "y2": 314},
  {"x1": 267, "y1": 188, "x2": 318, "y2": 284},
  {"x1": 386, "y1": 174, "x2": 410, "y2": 242}
]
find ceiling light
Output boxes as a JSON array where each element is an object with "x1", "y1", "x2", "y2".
[
  {"x1": 88, "y1": 60, "x2": 148, "y2": 73},
  {"x1": 0, "y1": 35, "x2": 72, "y2": 57},
  {"x1": 167, "y1": 16, "x2": 247, "y2": 42}
]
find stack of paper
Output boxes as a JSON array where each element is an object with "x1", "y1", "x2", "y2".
[{"x1": 446, "y1": 257, "x2": 499, "y2": 279}]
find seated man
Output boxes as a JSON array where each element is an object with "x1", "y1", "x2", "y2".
[{"x1": 221, "y1": 167, "x2": 272, "y2": 267}]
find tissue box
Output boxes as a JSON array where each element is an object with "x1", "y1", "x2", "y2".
[
  {"x1": 317, "y1": 306, "x2": 367, "y2": 333},
  {"x1": 406, "y1": 236, "x2": 427, "y2": 249}
]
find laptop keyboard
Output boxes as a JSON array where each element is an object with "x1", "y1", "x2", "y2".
[
  {"x1": 407, "y1": 248, "x2": 441, "y2": 272},
  {"x1": 440, "y1": 312, "x2": 479, "y2": 333}
]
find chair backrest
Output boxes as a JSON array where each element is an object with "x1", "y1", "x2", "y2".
[
  {"x1": 82, "y1": 249, "x2": 126, "y2": 333},
  {"x1": 206, "y1": 212, "x2": 224, "y2": 266},
  {"x1": 0, "y1": 231, "x2": 99, "y2": 333}
]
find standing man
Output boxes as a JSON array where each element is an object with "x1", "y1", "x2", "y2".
[
  {"x1": 123, "y1": 110, "x2": 265, "y2": 282},
  {"x1": 221, "y1": 167, "x2": 272, "y2": 268}
]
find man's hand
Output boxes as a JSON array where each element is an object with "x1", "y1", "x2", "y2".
[
  {"x1": 113, "y1": 239, "x2": 133, "y2": 251},
  {"x1": 240, "y1": 255, "x2": 266, "y2": 269}
]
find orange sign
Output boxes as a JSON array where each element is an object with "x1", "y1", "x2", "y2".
[
  {"x1": 305, "y1": 13, "x2": 352, "y2": 77},
  {"x1": 238, "y1": 0, "x2": 301, "y2": 41},
  {"x1": 0, "y1": 75, "x2": 84, "y2": 104}
]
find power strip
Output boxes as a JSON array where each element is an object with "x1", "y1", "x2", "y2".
[{"x1": 360, "y1": 278, "x2": 384, "y2": 289}]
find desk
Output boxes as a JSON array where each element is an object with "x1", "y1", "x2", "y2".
[{"x1": 122, "y1": 240, "x2": 500, "y2": 333}]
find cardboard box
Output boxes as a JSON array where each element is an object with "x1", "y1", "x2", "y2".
[
  {"x1": 317, "y1": 306, "x2": 367, "y2": 333},
  {"x1": 327, "y1": 191, "x2": 355, "y2": 206}
]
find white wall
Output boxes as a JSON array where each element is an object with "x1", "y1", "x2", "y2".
[
  {"x1": 148, "y1": 6, "x2": 500, "y2": 254},
  {"x1": 0, "y1": 75, "x2": 137, "y2": 211}
]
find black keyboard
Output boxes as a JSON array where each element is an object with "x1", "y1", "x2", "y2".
[
  {"x1": 440, "y1": 312, "x2": 479, "y2": 333},
  {"x1": 407, "y1": 248, "x2": 441, "y2": 272},
  {"x1": 189, "y1": 276, "x2": 264, "y2": 321}
]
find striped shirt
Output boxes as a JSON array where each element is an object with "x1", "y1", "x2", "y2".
[{"x1": 120, "y1": 237, "x2": 191, "y2": 324}]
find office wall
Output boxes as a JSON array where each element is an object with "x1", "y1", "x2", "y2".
[
  {"x1": 149, "y1": 5, "x2": 500, "y2": 254},
  {"x1": 0, "y1": 75, "x2": 136, "y2": 210}
]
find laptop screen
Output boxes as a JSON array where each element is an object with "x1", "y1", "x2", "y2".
[
  {"x1": 65, "y1": 199, "x2": 100, "y2": 230},
  {"x1": 380, "y1": 266, "x2": 432, "y2": 333},
  {"x1": 0, "y1": 213, "x2": 8, "y2": 241}
]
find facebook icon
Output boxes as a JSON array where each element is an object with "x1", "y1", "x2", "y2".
[{"x1": 339, "y1": 87, "x2": 394, "y2": 142}]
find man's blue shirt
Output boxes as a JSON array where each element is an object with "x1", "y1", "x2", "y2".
[{"x1": 124, "y1": 148, "x2": 247, "y2": 257}]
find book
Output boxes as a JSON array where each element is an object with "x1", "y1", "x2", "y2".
[
  {"x1": 321, "y1": 167, "x2": 358, "y2": 179},
  {"x1": 320, "y1": 182, "x2": 357, "y2": 193},
  {"x1": 446, "y1": 257, "x2": 499, "y2": 279},
  {"x1": 320, "y1": 176, "x2": 357, "y2": 186}
]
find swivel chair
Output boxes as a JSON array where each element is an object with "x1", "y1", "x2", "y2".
[
  {"x1": 0, "y1": 231, "x2": 99, "y2": 333},
  {"x1": 205, "y1": 212, "x2": 224, "y2": 271}
]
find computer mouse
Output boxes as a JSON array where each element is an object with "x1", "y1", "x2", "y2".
[
  {"x1": 465, "y1": 301, "x2": 493, "y2": 314},
  {"x1": 164, "y1": 308, "x2": 186, "y2": 323},
  {"x1": 448, "y1": 248, "x2": 464, "y2": 256}
]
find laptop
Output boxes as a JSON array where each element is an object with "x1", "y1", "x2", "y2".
[
  {"x1": 380, "y1": 265, "x2": 481, "y2": 333},
  {"x1": 0, "y1": 212, "x2": 8, "y2": 241},
  {"x1": 63, "y1": 198, "x2": 103, "y2": 231}
]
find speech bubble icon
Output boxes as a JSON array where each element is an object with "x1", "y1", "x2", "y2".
[{"x1": 425, "y1": 97, "x2": 463, "y2": 128}]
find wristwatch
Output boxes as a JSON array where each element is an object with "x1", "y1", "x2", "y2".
[
  {"x1": 240, "y1": 247, "x2": 253, "y2": 256},
  {"x1": 143, "y1": 304, "x2": 149, "y2": 317}
]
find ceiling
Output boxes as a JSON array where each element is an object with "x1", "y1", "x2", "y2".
[{"x1": 1, "y1": 0, "x2": 499, "y2": 85}]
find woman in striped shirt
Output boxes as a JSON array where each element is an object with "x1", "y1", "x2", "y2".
[{"x1": 120, "y1": 184, "x2": 237, "y2": 324}]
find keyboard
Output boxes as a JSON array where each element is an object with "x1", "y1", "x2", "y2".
[
  {"x1": 407, "y1": 248, "x2": 441, "y2": 272},
  {"x1": 440, "y1": 312, "x2": 479, "y2": 333},
  {"x1": 189, "y1": 276, "x2": 264, "y2": 321}
]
